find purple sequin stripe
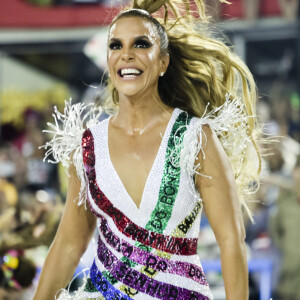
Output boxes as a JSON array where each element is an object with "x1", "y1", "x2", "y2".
[
  {"x1": 98, "y1": 216, "x2": 208, "y2": 286},
  {"x1": 96, "y1": 237, "x2": 210, "y2": 300},
  {"x1": 90, "y1": 261, "x2": 133, "y2": 300}
]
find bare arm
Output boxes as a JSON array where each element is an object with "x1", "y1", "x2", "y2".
[
  {"x1": 33, "y1": 165, "x2": 96, "y2": 300},
  {"x1": 195, "y1": 126, "x2": 248, "y2": 300}
]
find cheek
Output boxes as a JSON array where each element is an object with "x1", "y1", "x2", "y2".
[
  {"x1": 147, "y1": 51, "x2": 156, "y2": 61},
  {"x1": 145, "y1": 49, "x2": 161, "y2": 70},
  {"x1": 107, "y1": 51, "x2": 116, "y2": 72}
]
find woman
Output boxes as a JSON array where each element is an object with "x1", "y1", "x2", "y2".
[{"x1": 34, "y1": 0, "x2": 260, "y2": 299}]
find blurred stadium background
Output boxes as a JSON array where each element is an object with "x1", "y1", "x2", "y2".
[{"x1": 0, "y1": 0, "x2": 299, "y2": 299}]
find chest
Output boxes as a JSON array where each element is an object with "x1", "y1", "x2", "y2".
[
  {"x1": 86, "y1": 111, "x2": 201, "y2": 235},
  {"x1": 108, "y1": 128, "x2": 165, "y2": 208}
]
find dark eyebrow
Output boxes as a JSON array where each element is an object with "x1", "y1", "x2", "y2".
[
  {"x1": 109, "y1": 38, "x2": 121, "y2": 43},
  {"x1": 109, "y1": 36, "x2": 151, "y2": 43},
  {"x1": 134, "y1": 35, "x2": 151, "y2": 41}
]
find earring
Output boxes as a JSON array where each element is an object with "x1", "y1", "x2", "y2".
[{"x1": 160, "y1": 72, "x2": 164, "y2": 77}]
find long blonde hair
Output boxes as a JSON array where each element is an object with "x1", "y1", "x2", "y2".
[{"x1": 104, "y1": 0, "x2": 261, "y2": 219}]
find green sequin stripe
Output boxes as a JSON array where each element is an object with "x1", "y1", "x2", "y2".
[
  {"x1": 145, "y1": 112, "x2": 193, "y2": 234},
  {"x1": 85, "y1": 278, "x2": 99, "y2": 292},
  {"x1": 83, "y1": 279, "x2": 105, "y2": 299}
]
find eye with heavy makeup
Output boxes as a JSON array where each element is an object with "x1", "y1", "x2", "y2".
[{"x1": 108, "y1": 37, "x2": 153, "y2": 50}]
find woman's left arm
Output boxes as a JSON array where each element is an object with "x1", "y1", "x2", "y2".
[{"x1": 195, "y1": 125, "x2": 248, "y2": 300}]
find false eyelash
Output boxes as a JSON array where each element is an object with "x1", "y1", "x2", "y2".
[{"x1": 109, "y1": 42, "x2": 122, "y2": 50}]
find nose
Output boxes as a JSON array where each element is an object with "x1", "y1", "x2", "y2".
[{"x1": 121, "y1": 46, "x2": 134, "y2": 61}]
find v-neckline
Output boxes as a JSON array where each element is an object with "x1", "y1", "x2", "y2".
[{"x1": 105, "y1": 108, "x2": 179, "y2": 212}]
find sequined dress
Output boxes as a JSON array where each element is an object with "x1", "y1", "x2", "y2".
[
  {"x1": 80, "y1": 108, "x2": 212, "y2": 300},
  {"x1": 43, "y1": 96, "x2": 250, "y2": 300}
]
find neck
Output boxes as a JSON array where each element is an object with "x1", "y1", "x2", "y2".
[{"x1": 112, "y1": 92, "x2": 172, "y2": 135}]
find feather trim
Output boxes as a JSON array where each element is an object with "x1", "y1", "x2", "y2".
[
  {"x1": 40, "y1": 99, "x2": 102, "y2": 206},
  {"x1": 173, "y1": 93, "x2": 252, "y2": 197}
]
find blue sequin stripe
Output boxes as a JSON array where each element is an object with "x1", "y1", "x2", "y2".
[{"x1": 90, "y1": 260, "x2": 133, "y2": 300}]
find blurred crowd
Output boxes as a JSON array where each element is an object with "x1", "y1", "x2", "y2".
[
  {"x1": 0, "y1": 0, "x2": 300, "y2": 299},
  {"x1": 0, "y1": 109, "x2": 64, "y2": 299},
  {"x1": 196, "y1": 87, "x2": 300, "y2": 300},
  {"x1": 1, "y1": 88, "x2": 300, "y2": 300},
  {"x1": 22, "y1": 0, "x2": 300, "y2": 21},
  {"x1": 24, "y1": 0, "x2": 129, "y2": 7},
  {"x1": 206, "y1": 0, "x2": 299, "y2": 21}
]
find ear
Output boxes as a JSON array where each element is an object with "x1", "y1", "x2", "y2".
[{"x1": 160, "y1": 53, "x2": 170, "y2": 73}]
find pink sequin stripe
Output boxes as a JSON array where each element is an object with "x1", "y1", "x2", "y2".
[
  {"x1": 96, "y1": 238, "x2": 210, "y2": 300},
  {"x1": 97, "y1": 216, "x2": 208, "y2": 286},
  {"x1": 82, "y1": 129, "x2": 198, "y2": 256}
]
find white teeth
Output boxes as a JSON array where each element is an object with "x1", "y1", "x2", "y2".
[
  {"x1": 120, "y1": 68, "x2": 142, "y2": 76},
  {"x1": 123, "y1": 75, "x2": 137, "y2": 78}
]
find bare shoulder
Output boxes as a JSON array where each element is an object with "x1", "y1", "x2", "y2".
[
  {"x1": 198, "y1": 124, "x2": 230, "y2": 169},
  {"x1": 201, "y1": 124, "x2": 226, "y2": 154},
  {"x1": 195, "y1": 124, "x2": 243, "y2": 242},
  {"x1": 196, "y1": 124, "x2": 233, "y2": 186}
]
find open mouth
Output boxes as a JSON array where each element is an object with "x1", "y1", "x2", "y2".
[{"x1": 118, "y1": 68, "x2": 143, "y2": 79}]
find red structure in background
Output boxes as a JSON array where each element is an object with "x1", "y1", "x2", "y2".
[
  {"x1": 0, "y1": 0, "x2": 121, "y2": 28},
  {"x1": 0, "y1": 0, "x2": 283, "y2": 28},
  {"x1": 0, "y1": 0, "x2": 200, "y2": 28},
  {"x1": 221, "y1": 0, "x2": 281, "y2": 20},
  {"x1": 260, "y1": 0, "x2": 281, "y2": 16}
]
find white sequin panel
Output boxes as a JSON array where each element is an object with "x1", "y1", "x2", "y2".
[
  {"x1": 90, "y1": 120, "x2": 141, "y2": 224},
  {"x1": 164, "y1": 116, "x2": 204, "y2": 237},
  {"x1": 164, "y1": 168, "x2": 202, "y2": 238},
  {"x1": 79, "y1": 291, "x2": 104, "y2": 298}
]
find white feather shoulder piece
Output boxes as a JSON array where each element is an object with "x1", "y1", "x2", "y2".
[
  {"x1": 40, "y1": 99, "x2": 102, "y2": 206},
  {"x1": 178, "y1": 93, "x2": 252, "y2": 181}
]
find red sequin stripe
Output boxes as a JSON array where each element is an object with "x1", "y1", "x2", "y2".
[{"x1": 82, "y1": 129, "x2": 198, "y2": 256}]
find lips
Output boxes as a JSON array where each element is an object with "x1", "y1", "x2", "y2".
[{"x1": 117, "y1": 67, "x2": 143, "y2": 78}]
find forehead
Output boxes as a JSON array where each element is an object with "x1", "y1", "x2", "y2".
[{"x1": 109, "y1": 16, "x2": 158, "y2": 40}]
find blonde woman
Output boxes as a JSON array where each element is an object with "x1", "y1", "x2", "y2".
[{"x1": 34, "y1": 1, "x2": 261, "y2": 299}]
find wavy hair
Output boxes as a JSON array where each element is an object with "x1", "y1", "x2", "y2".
[{"x1": 103, "y1": 0, "x2": 261, "y2": 219}]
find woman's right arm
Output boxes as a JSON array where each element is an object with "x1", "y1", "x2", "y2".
[{"x1": 33, "y1": 165, "x2": 96, "y2": 300}]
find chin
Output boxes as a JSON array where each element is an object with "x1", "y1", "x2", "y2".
[
  {"x1": 117, "y1": 87, "x2": 144, "y2": 98},
  {"x1": 119, "y1": 92, "x2": 141, "y2": 99}
]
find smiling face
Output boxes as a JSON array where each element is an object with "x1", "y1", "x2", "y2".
[{"x1": 107, "y1": 16, "x2": 169, "y2": 100}]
